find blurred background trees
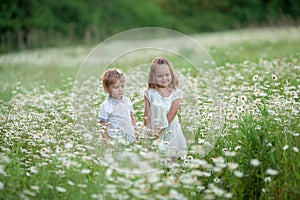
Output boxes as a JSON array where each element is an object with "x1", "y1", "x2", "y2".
[{"x1": 1, "y1": 0, "x2": 299, "y2": 53}]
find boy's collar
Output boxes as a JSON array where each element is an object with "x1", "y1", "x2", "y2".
[{"x1": 107, "y1": 96, "x2": 123, "y2": 103}]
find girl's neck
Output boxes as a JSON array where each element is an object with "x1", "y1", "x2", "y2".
[{"x1": 156, "y1": 87, "x2": 173, "y2": 97}]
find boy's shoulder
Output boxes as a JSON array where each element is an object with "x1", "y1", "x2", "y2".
[{"x1": 100, "y1": 98, "x2": 111, "y2": 110}]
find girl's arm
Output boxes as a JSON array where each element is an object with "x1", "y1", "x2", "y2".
[
  {"x1": 143, "y1": 96, "x2": 151, "y2": 128},
  {"x1": 167, "y1": 98, "x2": 181, "y2": 124},
  {"x1": 131, "y1": 115, "x2": 137, "y2": 127}
]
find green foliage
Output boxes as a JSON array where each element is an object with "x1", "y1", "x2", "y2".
[{"x1": 1, "y1": 0, "x2": 300, "y2": 53}]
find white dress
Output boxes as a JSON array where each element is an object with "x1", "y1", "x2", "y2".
[{"x1": 144, "y1": 88, "x2": 187, "y2": 157}]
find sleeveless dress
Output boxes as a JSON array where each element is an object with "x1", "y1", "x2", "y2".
[{"x1": 144, "y1": 88, "x2": 187, "y2": 157}]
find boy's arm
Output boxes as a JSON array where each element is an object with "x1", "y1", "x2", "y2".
[
  {"x1": 144, "y1": 96, "x2": 151, "y2": 128},
  {"x1": 99, "y1": 121, "x2": 110, "y2": 141},
  {"x1": 131, "y1": 115, "x2": 138, "y2": 140},
  {"x1": 131, "y1": 115, "x2": 137, "y2": 127}
]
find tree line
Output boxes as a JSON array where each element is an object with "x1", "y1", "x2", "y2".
[{"x1": 0, "y1": 0, "x2": 299, "y2": 53}]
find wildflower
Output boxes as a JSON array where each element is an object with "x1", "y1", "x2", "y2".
[
  {"x1": 264, "y1": 177, "x2": 271, "y2": 182},
  {"x1": 65, "y1": 142, "x2": 73, "y2": 149},
  {"x1": 204, "y1": 193, "x2": 215, "y2": 200},
  {"x1": 0, "y1": 165, "x2": 7, "y2": 176},
  {"x1": 236, "y1": 106, "x2": 244, "y2": 113},
  {"x1": 255, "y1": 125, "x2": 261, "y2": 130},
  {"x1": 224, "y1": 193, "x2": 233, "y2": 198},
  {"x1": 212, "y1": 156, "x2": 225, "y2": 164},
  {"x1": 81, "y1": 168, "x2": 91, "y2": 174},
  {"x1": 228, "y1": 162, "x2": 239, "y2": 170},
  {"x1": 184, "y1": 159, "x2": 190, "y2": 165},
  {"x1": 224, "y1": 151, "x2": 236, "y2": 157},
  {"x1": 187, "y1": 155, "x2": 193, "y2": 161},
  {"x1": 198, "y1": 138, "x2": 205, "y2": 144},
  {"x1": 283, "y1": 145, "x2": 289, "y2": 151},
  {"x1": 266, "y1": 168, "x2": 279, "y2": 175},
  {"x1": 30, "y1": 166, "x2": 38, "y2": 174},
  {"x1": 252, "y1": 74, "x2": 259, "y2": 81},
  {"x1": 30, "y1": 186, "x2": 39, "y2": 191},
  {"x1": 213, "y1": 167, "x2": 222, "y2": 172},
  {"x1": 56, "y1": 186, "x2": 67, "y2": 193},
  {"x1": 169, "y1": 189, "x2": 187, "y2": 200},
  {"x1": 23, "y1": 189, "x2": 36, "y2": 196},
  {"x1": 67, "y1": 180, "x2": 75, "y2": 186},
  {"x1": 213, "y1": 177, "x2": 221, "y2": 183},
  {"x1": 292, "y1": 147, "x2": 299, "y2": 153},
  {"x1": 259, "y1": 92, "x2": 267, "y2": 97},
  {"x1": 254, "y1": 98, "x2": 261, "y2": 104},
  {"x1": 196, "y1": 185, "x2": 205, "y2": 192},
  {"x1": 0, "y1": 155, "x2": 10, "y2": 164},
  {"x1": 234, "y1": 170, "x2": 244, "y2": 178},
  {"x1": 210, "y1": 184, "x2": 225, "y2": 196},
  {"x1": 250, "y1": 159, "x2": 261, "y2": 167},
  {"x1": 91, "y1": 194, "x2": 104, "y2": 199},
  {"x1": 147, "y1": 171, "x2": 162, "y2": 184},
  {"x1": 77, "y1": 184, "x2": 88, "y2": 188},
  {"x1": 234, "y1": 145, "x2": 241, "y2": 151},
  {"x1": 56, "y1": 169, "x2": 65, "y2": 176},
  {"x1": 271, "y1": 74, "x2": 278, "y2": 81},
  {"x1": 292, "y1": 132, "x2": 299, "y2": 137},
  {"x1": 240, "y1": 95, "x2": 247, "y2": 102}
]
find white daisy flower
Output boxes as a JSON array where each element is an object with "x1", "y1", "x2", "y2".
[{"x1": 250, "y1": 159, "x2": 261, "y2": 167}]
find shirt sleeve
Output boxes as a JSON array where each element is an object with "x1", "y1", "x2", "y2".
[
  {"x1": 144, "y1": 89, "x2": 150, "y2": 101},
  {"x1": 144, "y1": 89, "x2": 154, "y2": 107},
  {"x1": 172, "y1": 89, "x2": 183, "y2": 101},
  {"x1": 97, "y1": 102, "x2": 110, "y2": 122},
  {"x1": 128, "y1": 98, "x2": 134, "y2": 115}
]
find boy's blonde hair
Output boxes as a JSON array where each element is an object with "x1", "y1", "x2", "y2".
[
  {"x1": 148, "y1": 57, "x2": 178, "y2": 89},
  {"x1": 101, "y1": 68, "x2": 125, "y2": 92}
]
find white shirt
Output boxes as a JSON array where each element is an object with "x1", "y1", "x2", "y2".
[{"x1": 98, "y1": 96, "x2": 135, "y2": 141}]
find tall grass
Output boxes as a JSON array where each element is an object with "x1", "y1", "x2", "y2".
[{"x1": 0, "y1": 26, "x2": 299, "y2": 199}]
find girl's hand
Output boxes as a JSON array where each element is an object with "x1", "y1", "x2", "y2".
[{"x1": 153, "y1": 128, "x2": 165, "y2": 139}]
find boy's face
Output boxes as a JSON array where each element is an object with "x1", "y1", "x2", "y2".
[{"x1": 107, "y1": 79, "x2": 125, "y2": 100}]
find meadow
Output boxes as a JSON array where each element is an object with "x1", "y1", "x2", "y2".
[{"x1": 0, "y1": 26, "x2": 300, "y2": 200}]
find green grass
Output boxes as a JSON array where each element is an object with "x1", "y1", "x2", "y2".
[{"x1": 0, "y1": 26, "x2": 299, "y2": 200}]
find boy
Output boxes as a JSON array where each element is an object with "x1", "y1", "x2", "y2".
[{"x1": 98, "y1": 68, "x2": 137, "y2": 142}]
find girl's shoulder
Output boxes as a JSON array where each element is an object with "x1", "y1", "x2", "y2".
[
  {"x1": 144, "y1": 88, "x2": 155, "y2": 96},
  {"x1": 172, "y1": 88, "x2": 183, "y2": 100}
]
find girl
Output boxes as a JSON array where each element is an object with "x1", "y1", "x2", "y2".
[
  {"x1": 144, "y1": 57, "x2": 187, "y2": 161},
  {"x1": 98, "y1": 68, "x2": 137, "y2": 142}
]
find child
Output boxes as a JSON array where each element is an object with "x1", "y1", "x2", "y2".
[
  {"x1": 98, "y1": 68, "x2": 137, "y2": 142},
  {"x1": 144, "y1": 57, "x2": 187, "y2": 162}
]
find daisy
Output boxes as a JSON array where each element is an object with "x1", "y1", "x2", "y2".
[
  {"x1": 250, "y1": 159, "x2": 261, "y2": 166},
  {"x1": 271, "y1": 74, "x2": 278, "y2": 81},
  {"x1": 252, "y1": 74, "x2": 259, "y2": 81},
  {"x1": 266, "y1": 168, "x2": 279, "y2": 175}
]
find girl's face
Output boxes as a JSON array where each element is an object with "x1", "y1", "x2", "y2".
[
  {"x1": 154, "y1": 64, "x2": 171, "y2": 88},
  {"x1": 107, "y1": 79, "x2": 125, "y2": 100}
]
